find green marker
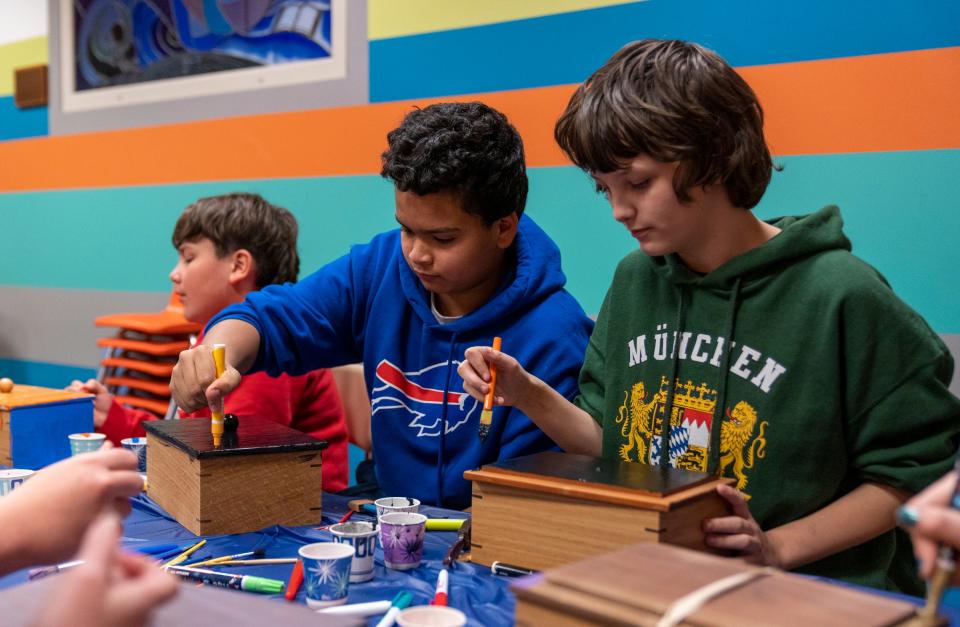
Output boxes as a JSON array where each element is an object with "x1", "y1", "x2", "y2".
[
  {"x1": 425, "y1": 518, "x2": 467, "y2": 532},
  {"x1": 166, "y1": 565, "x2": 284, "y2": 594}
]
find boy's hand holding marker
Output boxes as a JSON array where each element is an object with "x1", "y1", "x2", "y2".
[
  {"x1": 170, "y1": 342, "x2": 242, "y2": 414},
  {"x1": 459, "y1": 343, "x2": 534, "y2": 413},
  {"x1": 477, "y1": 337, "x2": 502, "y2": 441}
]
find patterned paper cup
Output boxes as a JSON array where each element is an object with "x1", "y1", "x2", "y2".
[
  {"x1": 68, "y1": 432, "x2": 106, "y2": 456},
  {"x1": 0, "y1": 469, "x2": 34, "y2": 496},
  {"x1": 374, "y1": 496, "x2": 420, "y2": 521},
  {"x1": 330, "y1": 520, "x2": 378, "y2": 583},
  {"x1": 120, "y1": 437, "x2": 148, "y2": 472},
  {"x1": 298, "y1": 542, "x2": 355, "y2": 609},
  {"x1": 379, "y1": 512, "x2": 427, "y2": 570}
]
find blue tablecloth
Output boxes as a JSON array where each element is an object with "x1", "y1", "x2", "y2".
[
  {"x1": 3, "y1": 492, "x2": 959, "y2": 626},
  {"x1": 0, "y1": 493, "x2": 513, "y2": 626}
]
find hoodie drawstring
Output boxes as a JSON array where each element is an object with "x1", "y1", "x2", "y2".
[
  {"x1": 659, "y1": 278, "x2": 742, "y2": 477},
  {"x1": 658, "y1": 288, "x2": 688, "y2": 469},
  {"x1": 707, "y1": 278, "x2": 742, "y2": 475},
  {"x1": 436, "y1": 332, "x2": 459, "y2": 507}
]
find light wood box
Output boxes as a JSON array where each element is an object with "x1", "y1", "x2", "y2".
[
  {"x1": 144, "y1": 416, "x2": 327, "y2": 535},
  {"x1": 463, "y1": 452, "x2": 733, "y2": 571},
  {"x1": 513, "y1": 542, "x2": 924, "y2": 627},
  {"x1": 0, "y1": 385, "x2": 93, "y2": 469}
]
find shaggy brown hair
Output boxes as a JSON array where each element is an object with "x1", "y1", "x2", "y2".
[
  {"x1": 173, "y1": 192, "x2": 300, "y2": 288},
  {"x1": 555, "y1": 39, "x2": 774, "y2": 209}
]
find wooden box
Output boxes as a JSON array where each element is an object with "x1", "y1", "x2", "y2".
[
  {"x1": 0, "y1": 385, "x2": 93, "y2": 469},
  {"x1": 513, "y1": 542, "x2": 923, "y2": 627},
  {"x1": 144, "y1": 417, "x2": 327, "y2": 535},
  {"x1": 463, "y1": 452, "x2": 733, "y2": 571}
]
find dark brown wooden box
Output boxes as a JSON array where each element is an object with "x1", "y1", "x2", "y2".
[
  {"x1": 144, "y1": 417, "x2": 327, "y2": 535},
  {"x1": 463, "y1": 452, "x2": 733, "y2": 571},
  {"x1": 513, "y1": 542, "x2": 922, "y2": 627}
]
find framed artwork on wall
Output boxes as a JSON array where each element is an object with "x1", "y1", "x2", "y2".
[{"x1": 49, "y1": 0, "x2": 368, "y2": 134}]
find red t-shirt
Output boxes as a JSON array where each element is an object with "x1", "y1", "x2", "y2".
[{"x1": 99, "y1": 369, "x2": 349, "y2": 492}]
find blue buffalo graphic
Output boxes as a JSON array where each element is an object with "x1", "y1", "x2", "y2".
[{"x1": 370, "y1": 360, "x2": 480, "y2": 438}]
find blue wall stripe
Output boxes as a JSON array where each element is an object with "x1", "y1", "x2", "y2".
[
  {"x1": 0, "y1": 358, "x2": 95, "y2": 389},
  {"x1": 370, "y1": 0, "x2": 960, "y2": 102},
  {"x1": 1, "y1": 150, "x2": 957, "y2": 332},
  {"x1": 0, "y1": 96, "x2": 47, "y2": 141}
]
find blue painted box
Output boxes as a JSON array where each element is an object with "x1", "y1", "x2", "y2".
[{"x1": 0, "y1": 385, "x2": 94, "y2": 469}]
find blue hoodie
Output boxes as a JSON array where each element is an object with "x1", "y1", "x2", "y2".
[{"x1": 209, "y1": 215, "x2": 594, "y2": 508}]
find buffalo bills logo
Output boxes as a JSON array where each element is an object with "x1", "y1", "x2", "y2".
[{"x1": 370, "y1": 359, "x2": 479, "y2": 437}]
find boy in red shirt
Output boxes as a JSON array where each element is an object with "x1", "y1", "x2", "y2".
[{"x1": 70, "y1": 193, "x2": 349, "y2": 491}]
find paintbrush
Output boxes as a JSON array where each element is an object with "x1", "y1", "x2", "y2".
[
  {"x1": 188, "y1": 548, "x2": 266, "y2": 567},
  {"x1": 216, "y1": 558, "x2": 298, "y2": 566},
  {"x1": 478, "y1": 336, "x2": 502, "y2": 442},
  {"x1": 913, "y1": 459, "x2": 960, "y2": 625}
]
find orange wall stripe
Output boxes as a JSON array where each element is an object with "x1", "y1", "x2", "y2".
[
  {"x1": 2, "y1": 46, "x2": 958, "y2": 193},
  {"x1": 745, "y1": 46, "x2": 960, "y2": 158}
]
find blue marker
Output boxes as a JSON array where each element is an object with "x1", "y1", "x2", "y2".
[
  {"x1": 131, "y1": 543, "x2": 179, "y2": 556},
  {"x1": 375, "y1": 591, "x2": 413, "y2": 627},
  {"x1": 155, "y1": 543, "x2": 200, "y2": 561}
]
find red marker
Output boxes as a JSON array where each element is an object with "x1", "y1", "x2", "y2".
[
  {"x1": 431, "y1": 568, "x2": 448, "y2": 606},
  {"x1": 284, "y1": 559, "x2": 304, "y2": 601}
]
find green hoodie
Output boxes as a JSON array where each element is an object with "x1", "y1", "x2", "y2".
[{"x1": 575, "y1": 205, "x2": 960, "y2": 593}]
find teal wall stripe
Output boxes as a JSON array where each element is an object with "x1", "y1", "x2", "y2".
[
  {"x1": 369, "y1": 0, "x2": 960, "y2": 102},
  {"x1": 0, "y1": 176, "x2": 399, "y2": 292},
  {"x1": 0, "y1": 96, "x2": 47, "y2": 141},
  {"x1": 0, "y1": 358, "x2": 95, "y2": 389},
  {"x1": 1, "y1": 150, "x2": 958, "y2": 332},
  {"x1": 756, "y1": 150, "x2": 960, "y2": 334}
]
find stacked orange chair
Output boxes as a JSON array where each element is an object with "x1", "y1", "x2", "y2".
[{"x1": 95, "y1": 292, "x2": 201, "y2": 419}]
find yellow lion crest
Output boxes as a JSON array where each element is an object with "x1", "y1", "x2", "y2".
[
  {"x1": 718, "y1": 400, "x2": 769, "y2": 491},
  {"x1": 615, "y1": 381, "x2": 664, "y2": 462}
]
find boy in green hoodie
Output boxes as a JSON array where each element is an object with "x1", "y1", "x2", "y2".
[{"x1": 458, "y1": 39, "x2": 960, "y2": 592}]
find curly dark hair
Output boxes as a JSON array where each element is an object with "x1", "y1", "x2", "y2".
[
  {"x1": 381, "y1": 102, "x2": 528, "y2": 224},
  {"x1": 555, "y1": 39, "x2": 774, "y2": 209},
  {"x1": 172, "y1": 192, "x2": 300, "y2": 288}
]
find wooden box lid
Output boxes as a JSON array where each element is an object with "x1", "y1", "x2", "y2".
[
  {"x1": 0, "y1": 385, "x2": 92, "y2": 411},
  {"x1": 513, "y1": 542, "x2": 918, "y2": 626},
  {"x1": 144, "y1": 416, "x2": 327, "y2": 460},
  {"x1": 464, "y1": 451, "x2": 728, "y2": 510}
]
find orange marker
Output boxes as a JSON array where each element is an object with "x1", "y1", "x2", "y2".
[
  {"x1": 210, "y1": 344, "x2": 226, "y2": 447},
  {"x1": 284, "y1": 559, "x2": 304, "y2": 602},
  {"x1": 477, "y1": 336, "x2": 502, "y2": 442}
]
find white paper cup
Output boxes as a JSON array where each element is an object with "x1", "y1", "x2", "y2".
[
  {"x1": 68, "y1": 432, "x2": 106, "y2": 456},
  {"x1": 374, "y1": 496, "x2": 420, "y2": 520},
  {"x1": 299, "y1": 542, "x2": 355, "y2": 609},
  {"x1": 379, "y1": 512, "x2": 427, "y2": 570},
  {"x1": 0, "y1": 469, "x2": 33, "y2": 496},
  {"x1": 330, "y1": 520, "x2": 378, "y2": 583},
  {"x1": 397, "y1": 606, "x2": 467, "y2": 627},
  {"x1": 120, "y1": 437, "x2": 147, "y2": 472}
]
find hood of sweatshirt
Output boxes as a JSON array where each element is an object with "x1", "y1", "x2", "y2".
[
  {"x1": 652, "y1": 205, "x2": 851, "y2": 290},
  {"x1": 397, "y1": 214, "x2": 571, "y2": 334}
]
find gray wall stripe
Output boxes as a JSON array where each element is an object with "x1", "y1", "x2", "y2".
[
  {"x1": 943, "y1": 334, "x2": 960, "y2": 397},
  {"x1": 0, "y1": 286, "x2": 169, "y2": 368}
]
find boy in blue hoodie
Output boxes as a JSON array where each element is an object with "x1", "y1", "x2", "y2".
[{"x1": 170, "y1": 102, "x2": 594, "y2": 509}]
